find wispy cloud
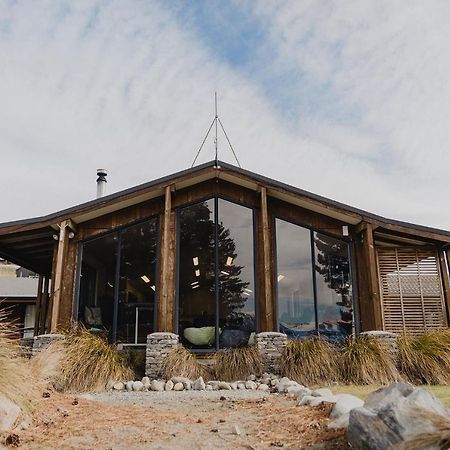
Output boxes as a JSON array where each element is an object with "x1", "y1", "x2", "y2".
[{"x1": 0, "y1": 0, "x2": 448, "y2": 230}]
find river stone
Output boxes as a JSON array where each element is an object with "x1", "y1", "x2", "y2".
[
  {"x1": 205, "y1": 385, "x2": 213, "y2": 391},
  {"x1": 0, "y1": 397, "x2": 21, "y2": 432},
  {"x1": 348, "y1": 383, "x2": 450, "y2": 450},
  {"x1": 237, "y1": 383, "x2": 246, "y2": 390},
  {"x1": 246, "y1": 374, "x2": 256, "y2": 381},
  {"x1": 165, "y1": 380, "x2": 174, "y2": 391},
  {"x1": 327, "y1": 394, "x2": 364, "y2": 429},
  {"x1": 150, "y1": 380, "x2": 165, "y2": 392},
  {"x1": 173, "y1": 382, "x2": 184, "y2": 391},
  {"x1": 171, "y1": 377, "x2": 192, "y2": 385},
  {"x1": 257, "y1": 384, "x2": 269, "y2": 391},
  {"x1": 218, "y1": 382, "x2": 232, "y2": 390},
  {"x1": 193, "y1": 377, "x2": 206, "y2": 390},
  {"x1": 125, "y1": 381, "x2": 134, "y2": 392},
  {"x1": 113, "y1": 382, "x2": 125, "y2": 391},
  {"x1": 311, "y1": 388, "x2": 333, "y2": 398},
  {"x1": 141, "y1": 377, "x2": 150, "y2": 389},
  {"x1": 245, "y1": 380, "x2": 257, "y2": 390},
  {"x1": 230, "y1": 382, "x2": 238, "y2": 390},
  {"x1": 132, "y1": 381, "x2": 144, "y2": 392}
]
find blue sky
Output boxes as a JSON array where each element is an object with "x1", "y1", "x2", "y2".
[{"x1": 0, "y1": 0, "x2": 449, "y2": 229}]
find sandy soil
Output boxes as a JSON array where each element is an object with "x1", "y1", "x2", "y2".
[{"x1": 5, "y1": 390, "x2": 347, "y2": 450}]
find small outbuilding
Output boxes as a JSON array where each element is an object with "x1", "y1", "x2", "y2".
[{"x1": 0, "y1": 161, "x2": 448, "y2": 350}]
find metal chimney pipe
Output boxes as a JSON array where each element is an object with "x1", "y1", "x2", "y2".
[{"x1": 96, "y1": 169, "x2": 107, "y2": 198}]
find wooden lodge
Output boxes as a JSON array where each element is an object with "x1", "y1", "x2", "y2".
[{"x1": 0, "y1": 161, "x2": 449, "y2": 350}]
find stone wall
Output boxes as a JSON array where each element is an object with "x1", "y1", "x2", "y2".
[
  {"x1": 256, "y1": 332, "x2": 288, "y2": 374},
  {"x1": 359, "y1": 330, "x2": 398, "y2": 361},
  {"x1": 145, "y1": 332, "x2": 179, "y2": 379},
  {"x1": 32, "y1": 333, "x2": 65, "y2": 356}
]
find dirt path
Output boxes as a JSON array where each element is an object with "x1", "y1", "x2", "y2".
[{"x1": 10, "y1": 391, "x2": 346, "y2": 449}]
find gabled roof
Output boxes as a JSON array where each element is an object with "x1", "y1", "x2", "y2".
[{"x1": 0, "y1": 160, "x2": 448, "y2": 274}]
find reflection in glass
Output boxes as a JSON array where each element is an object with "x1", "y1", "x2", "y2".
[
  {"x1": 177, "y1": 198, "x2": 256, "y2": 350},
  {"x1": 218, "y1": 199, "x2": 255, "y2": 348},
  {"x1": 275, "y1": 219, "x2": 315, "y2": 339},
  {"x1": 314, "y1": 232, "x2": 353, "y2": 341},
  {"x1": 117, "y1": 219, "x2": 158, "y2": 344},
  {"x1": 78, "y1": 233, "x2": 117, "y2": 339},
  {"x1": 178, "y1": 200, "x2": 216, "y2": 349}
]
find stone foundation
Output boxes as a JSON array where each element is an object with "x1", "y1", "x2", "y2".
[
  {"x1": 256, "y1": 332, "x2": 288, "y2": 374},
  {"x1": 359, "y1": 330, "x2": 398, "y2": 360},
  {"x1": 32, "y1": 334, "x2": 65, "y2": 356},
  {"x1": 145, "y1": 332, "x2": 179, "y2": 379}
]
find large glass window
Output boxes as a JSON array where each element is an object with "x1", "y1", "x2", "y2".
[
  {"x1": 78, "y1": 217, "x2": 158, "y2": 344},
  {"x1": 178, "y1": 198, "x2": 256, "y2": 350},
  {"x1": 275, "y1": 219, "x2": 353, "y2": 342}
]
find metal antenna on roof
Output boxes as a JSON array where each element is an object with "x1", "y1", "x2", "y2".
[{"x1": 191, "y1": 93, "x2": 242, "y2": 168}]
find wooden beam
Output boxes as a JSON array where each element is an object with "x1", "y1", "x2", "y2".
[
  {"x1": 438, "y1": 249, "x2": 450, "y2": 325},
  {"x1": 33, "y1": 275, "x2": 44, "y2": 336},
  {"x1": 50, "y1": 220, "x2": 70, "y2": 332},
  {"x1": 40, "y1": 276, "x2": 49, "y2": 335},
  {"x1": 260, "y1": 186, "x2": 274, "y2": 331}
]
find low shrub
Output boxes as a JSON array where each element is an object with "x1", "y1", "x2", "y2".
[
  {"x1": 339, "y1": 335, "x2": 400, "y2": 385},
  {"x1": 279, "y1": 338, "x2": 339, "y2": 385},
  {"x1": 162, "y1": 346, "x2": 208, "y2": 380},
  {"x1": 397, "y1": 330, "x2": 450, "y2": 385},
  {"x1": 34, "y1": 327, "x2": 133, "y2": 392},
  {"x1": 213, "y1": 346, "x2": 262, "y2": 381}
]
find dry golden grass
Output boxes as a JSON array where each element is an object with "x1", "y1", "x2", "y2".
[
  {"x1": 394, "y1": 408, "x2": 450, "y2": 450},
  {"x1": 213, "y1": 346, "x2": 262, "y2": 381},
  {"x1": 280, "y1": 338, "x2": 339, "y2": 385},
  {"x1": 34, "y1": 327, "x2": 133, "y2": 393},
  {"x1": 162, "y1": 346, "x2": 208, "y2": 380},
  {"x1": 339, "y1": 335, "x2": 400, "y2": 385},
  {"x1": 398, "y1": 331, "x2": 450, "y2": 385},
  {"x1": 0, "y1": 310, "x2": 35, "y2": 409}
]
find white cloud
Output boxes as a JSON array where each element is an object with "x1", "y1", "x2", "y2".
[{"x1": 0, "y1": 0, "x2": 448, "y2": 231}]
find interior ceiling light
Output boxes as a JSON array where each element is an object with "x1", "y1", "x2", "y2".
[
  {"x1": 226, "y1": 256, "x2": 233, "y2": 266},
  {"x1": 221, "y1": 271, "x2": 230, "y2": 276},
  {"x1": 277, "y1": 274, "x2": 286, "y2": 282},
  {"x1": 150, "y1": 285, "x2": 156, "y2": 291},
  {"x1": 195, "y1": 269, "x2": 200, "y2": 277},
  {"x1": 192, "y1": 284, "x2": 200, "y2": 289},
  {"x1": 193, "y1": 257, "x2": 199, "y2": 266},
  {"x1": 244, "y1": 288, "x2": 253, "y2": 293},
  {"x1": 141, "y1": 275, "x2": 151, "y2": 283},
  {"x1": 191, "y1": 281, "x2": 199, "y2": 286},
  {"x1": 243, "y1": 292, "x2": 250, "y2": 297}
]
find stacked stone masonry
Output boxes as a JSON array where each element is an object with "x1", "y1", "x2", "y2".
[
  {"x1": 145, "y1": 332, "x2": 179, "y2": 379},
  {"x1": 256, "y1": 332, "x2": 288, "y2": 374},
  {"x1": 359, "y1": 330, "x2": 398, "y2": 361},
  {"x1": 32, "y1": 334, "x2": 65, "y2": 356}
]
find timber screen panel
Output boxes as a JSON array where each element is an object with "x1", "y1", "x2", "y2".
[{"x1": 377, "y1": 247, "x2": 446, "y2": 334}]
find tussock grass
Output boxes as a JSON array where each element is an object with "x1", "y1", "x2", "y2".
[
  {"x1": 35, "y1": 327, "x2": 133, "y2": 393},
  {"x1": 395, "y1": 408, "x2": 450, "y2": 450},
  {"x1": 213, "y1": 346, "x2": 262, "y2": 381},
  {"x1": 280, "y1": 338, "x2": 339, "y2": 385},
  {"x1": 0, "y1": 310, "x2": 34, "y2": 409},
  {"x1": 162, "y1": 346, "x2": 208, "y2": 380},
  {"x1": 398, "y1": 330, "x2": 450, "y2": 385},
  {"x1": 339, "y1": 335, "x2": 400, "y2": 385}
]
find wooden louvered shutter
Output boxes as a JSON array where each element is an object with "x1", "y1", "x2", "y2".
[{"x1": 377, "y1": 248, "x2": 447, "y2": 334}]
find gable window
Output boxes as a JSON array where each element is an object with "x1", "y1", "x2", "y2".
[
  {"x1": 177, "y1": 197, "x2": 256, "y2": 351},
  {"x1": 275, "y1": 218, "x2": 353, "y2": 342}
]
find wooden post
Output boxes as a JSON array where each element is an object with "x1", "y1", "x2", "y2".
[
  {"x1": 260, "y1": 186, "x2": 274, "y2": 331},
  {"x1": 438, "y1": 249, "x2": 450, "y2": 324},
  {"x1": 355, "y1": 223, "x2": 383, "y2": 331},
  {"x1": 33, "y1": 275, "x2": 43, "y2": 336},
  {"x1": 40, "y1": 276, "x2": 50, "y2": 335},
  {"x1": 50, "y1": 220, "x2": 70, "y2": 332},
  {"x1": 158, "y1": 186, "x2": 175, "y2": 331}
]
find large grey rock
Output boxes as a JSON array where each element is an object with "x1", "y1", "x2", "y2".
[
  {"x1": 327, "y1": 394, "x2": 364, "y2": 429},
  {"x1": 348, "y1": 383, "x2": 450, "y2": 450},
  {"x1": 150, "y1": 380, "x2": 165, "y2": 392},
  {"x1": 192, "y1": 377, "x2": 206, "y2": 391},
  {"x1": 311, "y1": 388, "x2": 333, "y2": 398},
  {"x1": 165, "y1": 380, "x2": 174, "y2": 391},
  {"x1": 0, "y1": 397, "x2": 21, "y2": 432}
]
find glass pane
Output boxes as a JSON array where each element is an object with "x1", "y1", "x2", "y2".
[
  {"x1": 78, "y1": 233, "x2": 118, "y2": 339},
  {"x1": 218, "y1": 199, "x2": 255, "y2": 349},
  {"x1": 178, "y1": 200, "x2": 216, "y2": 349},
  {"x1": 275, "y1": 219, "x2": 315, "y2": 339},
  {"x1": 117, "y1": 219, "x2": 158, "y2": 344},
  {"x1": 314, "y1": 232, "x2": 353, "y2": 342}
]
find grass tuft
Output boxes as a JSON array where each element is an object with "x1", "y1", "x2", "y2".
[
  {"x1": 213, "y1": 346, "x2": 262, "y2": 381},
  {"x1": 162, "y1": 346, "x2": 208, "y2": 380},
  {"x1": 339, "y1": 335, "x2": 400, "y2": 385},
  {"x1": 34, "y1": 327, "x2": 133, "y2": 393},
  {"x1": 279, "y1": 338, "x2": 339, "y2": 385},
  {"x1": 398, "y1": 330, "x2": 450, "y2": 385}
]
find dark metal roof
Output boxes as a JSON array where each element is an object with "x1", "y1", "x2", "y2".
[{"x1": 0, "y1": 160, "x2": 448, "y2": 274}]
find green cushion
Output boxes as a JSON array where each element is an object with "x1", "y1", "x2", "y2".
[{"x1": 184, "y1": 326, "x2": 216, "y2": 346}]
